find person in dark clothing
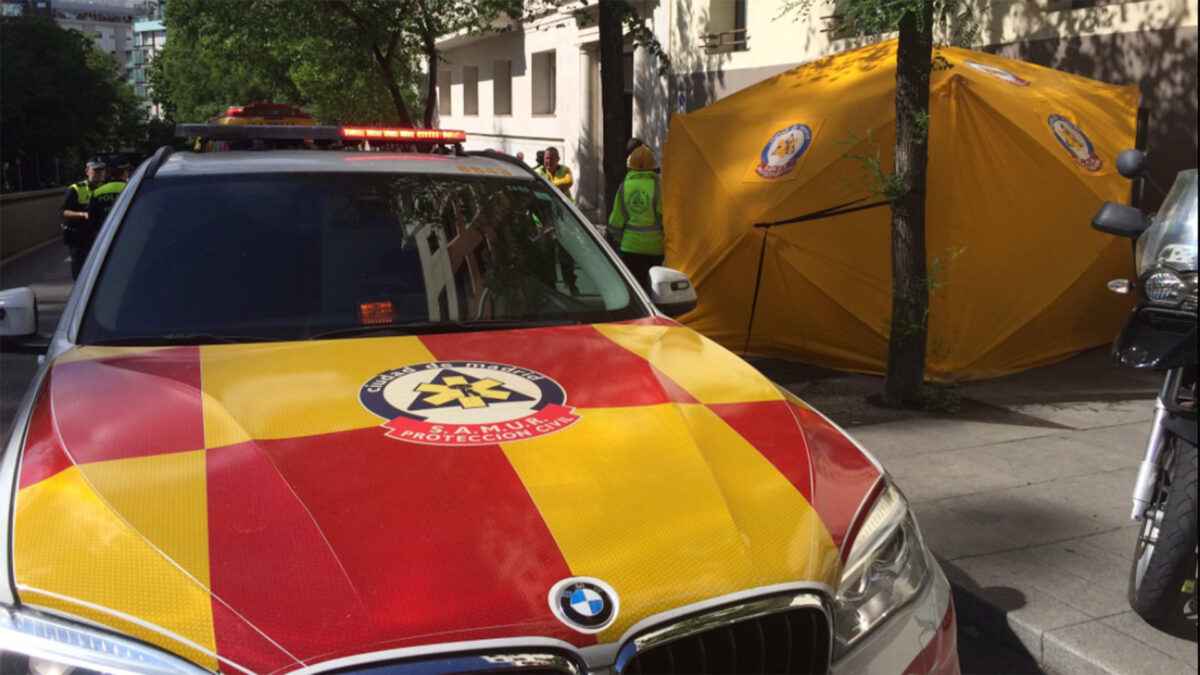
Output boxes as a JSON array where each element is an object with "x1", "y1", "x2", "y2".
[{"x1": 59, "y1": 158, "x2": 107, "y2": 279}]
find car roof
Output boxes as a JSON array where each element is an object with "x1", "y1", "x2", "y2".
[{"x1": 153, "y1": 149, "x2": 538, "y2": 179}]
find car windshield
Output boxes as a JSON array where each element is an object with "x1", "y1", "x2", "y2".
[{"x1": 79, "y1": 172, "x2": 646, "y2": 344}]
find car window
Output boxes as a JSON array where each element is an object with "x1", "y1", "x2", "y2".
[{"x1": 79, "y1": 172, "x2": 645, "y2": 344}]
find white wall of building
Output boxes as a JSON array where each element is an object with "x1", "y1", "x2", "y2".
[
  {"x1": 437, "y1": 6, "x2": 612, "y2": 216},
  {"x1": 437, "y1": 0, "x2": 1197, "y2": 218}
]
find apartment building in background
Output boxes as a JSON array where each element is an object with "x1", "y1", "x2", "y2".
[
  {"x1": 435, "y1": 0, "x2": 1197, "y2": 219},
  {"x1": 128, "y1": 1, "x2": 165, "y2": 117},
  {"x1": 2, "y1": 0, "x2": 165, "y2": 117}
]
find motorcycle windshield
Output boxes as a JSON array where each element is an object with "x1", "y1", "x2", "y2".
[{"x1": 1136, "y1": 169, "x2": 1198, "y2": 276}]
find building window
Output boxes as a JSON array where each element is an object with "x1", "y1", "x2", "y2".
[
  {"x1": 463, "y1": 66, "x2": 479, "y2": 116},
  {"x1": 438, "y1": 70, "x2": 452, "y2": 116},
  {"x1": 493, "y1": 59, "x2": 512, "y2": 116},
  {"x1": 532, "y1": 50, "x2": 556, "y2": 115},
  {"x1": 702, "y1": 0, "x2": 748, "y2": 53}
]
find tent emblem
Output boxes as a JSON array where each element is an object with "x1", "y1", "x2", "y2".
[
  {"x1": 964, "y1": 60, "x2": 1030, "y2": 86},
  {"x1": 756, "y1": 124, "x2": 812, "y2": 179},
  {"x1": 1048, "y1": 114, "x2": 1103, "y2": 172}
]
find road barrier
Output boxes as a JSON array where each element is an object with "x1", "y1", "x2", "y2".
[{"x1": 1, "y1": 189, "x2": 62, "y2": 262}]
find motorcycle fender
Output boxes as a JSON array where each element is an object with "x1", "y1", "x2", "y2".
[{"x1": 1110, "y1": 309, "x2": 1198, "y2": 370}]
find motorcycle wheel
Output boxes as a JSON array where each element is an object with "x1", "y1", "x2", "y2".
[{"x1": 1129, "y1": 434, "x2": 1198, "y2": 634}]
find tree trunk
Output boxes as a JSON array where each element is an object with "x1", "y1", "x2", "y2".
[
  {"x1": 417, "y1": 0, "x2": 438, "y2": 128},
  {"x1": 599, "y1": 0, "x2": 630, "y2": 213},
  {"x1": 881, "y1": 0, "x2": 934, "y2": 408}
]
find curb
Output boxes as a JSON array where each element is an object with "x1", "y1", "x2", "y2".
[{"x1": 950, "y1": 579, "x2": 1045, "y2": 673}]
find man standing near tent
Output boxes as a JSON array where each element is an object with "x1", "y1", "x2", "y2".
[
  {"x1": 535, "y1": 146, "x2": 579, "y2": 294},
  {"x1": 607, "y1": 145, "x2": 664, "y2": 290},
  {"x1": 536, "y1": 147, "x2": 574, "y2": 201}
]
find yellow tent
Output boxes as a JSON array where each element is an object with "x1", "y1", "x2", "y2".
[{"x1": 662, "y1": 40, "x2": 1138, "y2": 381}]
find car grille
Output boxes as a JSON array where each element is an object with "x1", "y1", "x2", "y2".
[
  {"x1": 319, "y1": 592, "x2": 831, "y2": 675},
  {"x1": 616, "y1": 593, "x2": 832, "y2": 675}
]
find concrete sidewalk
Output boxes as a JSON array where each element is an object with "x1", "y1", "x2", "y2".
[{"x1": 751, "y1": 349, "x2": 1198, "y2": 674}]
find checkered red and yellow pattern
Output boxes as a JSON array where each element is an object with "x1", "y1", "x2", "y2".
[{"x1": 13, "y1": 318, "x2": 881, "y2": 673}]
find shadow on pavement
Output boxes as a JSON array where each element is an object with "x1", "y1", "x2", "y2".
[
  {"x1": 942, "y1": 558, "x2": 1045, "y2": 674},
  {"x1": 748, "y1": 357, "x2": 1072, "y2": 429}
]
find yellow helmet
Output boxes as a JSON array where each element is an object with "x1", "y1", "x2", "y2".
[{"x1": 627, "y1": 146, "x2": 658, "y2": 171}]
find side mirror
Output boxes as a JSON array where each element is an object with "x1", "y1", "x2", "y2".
[
  {"x1": 0, "y1": 287, "x2": 47, "y2": 353},
  {"x1": 1091, "y1": 201, "x2": 1149, "y2": 238},
  {"x1": 1116, "y1": 149, "x2": 1146, "y2": 180},
  {"x1": 648, "y1": 266, "x2": 698, "y2": 317},
  {"x1": 0, "y1": 287, "x2": 37, "y2": 337}
]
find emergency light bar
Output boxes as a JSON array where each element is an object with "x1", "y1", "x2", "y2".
[
  {"x1": 342, "y1": 127, "x2": 466, "y2": 142},
  {"x1": 176, "y1": 124, "x2": 467, "y2": 146}
]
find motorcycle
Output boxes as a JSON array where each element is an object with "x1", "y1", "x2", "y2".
[{"x1": 1092, "y1": 152, "x2": 1197, "y2": 633}]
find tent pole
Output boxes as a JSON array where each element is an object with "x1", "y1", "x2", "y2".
[
  {"x1": 743, "y1": 227, "x2": 771, "y2": 356},
  {"x1": 742, "y1": 199, "x2": 888, "y2": 356}
]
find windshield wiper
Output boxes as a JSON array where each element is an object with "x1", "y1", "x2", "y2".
[
  {"x1": 309, "y1": 319, "x2": 580, "y2": 341},
  {"x1": 85, "y1": 333, "x2": 276, "y2": 346}
]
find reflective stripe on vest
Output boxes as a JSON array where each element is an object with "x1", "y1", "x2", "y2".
[{"x1": 71, "y1": 181, "x2": 94, "y2": 206}]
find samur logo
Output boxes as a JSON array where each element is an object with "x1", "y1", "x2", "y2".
[
  {"x1": 756, "y1": 124, "x2": 813, "y2": 179},
  {"x1": 1048, "y1": 114, "x2": 1103, "y2": 172},
  {"x1": 360, "y1": 361, "x2": 581, "y2": 446}
]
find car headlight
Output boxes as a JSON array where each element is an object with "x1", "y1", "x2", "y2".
[
  {"x1": 832, "y1": 483, "x2": 930, "y2": 658},
  {"x1": 0, "y1": 606, "x2": 210, "y2": 675}
]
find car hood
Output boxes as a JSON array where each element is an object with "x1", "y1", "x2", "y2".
[{"x1": 11, "y1": 319, "x2": 881, "y2": 674}]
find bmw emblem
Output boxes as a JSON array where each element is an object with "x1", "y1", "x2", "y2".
[{"x1": 549, "y1": 577, "x2": 619, "y2": 633}]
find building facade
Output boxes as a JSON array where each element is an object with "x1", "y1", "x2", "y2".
[
  {"x1": 128, "y1": 1, "x2": 165, "y2": 117},
  {"x1": 46, "y1": 0, "x2": 139, "y2": 62},
  {"x1": 436, "y1": 0, "x2": 1197, "y2": 219}
]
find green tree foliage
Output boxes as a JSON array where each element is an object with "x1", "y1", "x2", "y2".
[
  {"x1": 1, "y1": 15, "x2": 145, "y2": 188},
  {"x1": 779, "y1": 0, "x2": 975, "y2": 408},
  {"x1": 153, "y1": 0, "x2": 524, "y2": 127}
]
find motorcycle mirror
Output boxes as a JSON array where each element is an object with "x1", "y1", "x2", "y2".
[
  {"x1": 1092, "y1": 201, "x2": 1148, "y2": 238},
  {"x1": 1116, "y1": 149, "x2": 1146, "y2": 179}
]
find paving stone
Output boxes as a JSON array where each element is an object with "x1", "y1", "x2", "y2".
[
  {"x1": 1002, "y1": 400, "x2": 1155, "y2": 431},
  {"x1": 969, "y1": 433, "x2": 1140, "y2": 484},
  {"x1": 911, "y1": 468, "x2": 1134, "y2": 560},
  {"x1": 846, "y1": 418, "x2": 1059, "y2": 459},
  {"x1": 951, "y1": 541, "x2": 1133, "y2": 620},
  {"x1": 1098, "y1": 612, "x2": 1200, "y2": 667},
  {"x1": 942, "y1": 559, "x2": 1090, "y2": 661},
  {"x1": 1043, "y1": 620, "x2": 1194, "y2": 675}
]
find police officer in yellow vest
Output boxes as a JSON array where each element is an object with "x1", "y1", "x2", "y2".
[
  {"x1": 607, "y1": 145, "x2": 664, "y2": 291},
  {"x1": 87, "y1": 161, "x2": 131, "y2": 234},
  {"x1": 58, "y1": 157, "x2": 107, "y2": 279}
]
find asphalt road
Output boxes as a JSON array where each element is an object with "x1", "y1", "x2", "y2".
[{"x1": 0, "y1": 239, "x2": 1044, "y2": 672}]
